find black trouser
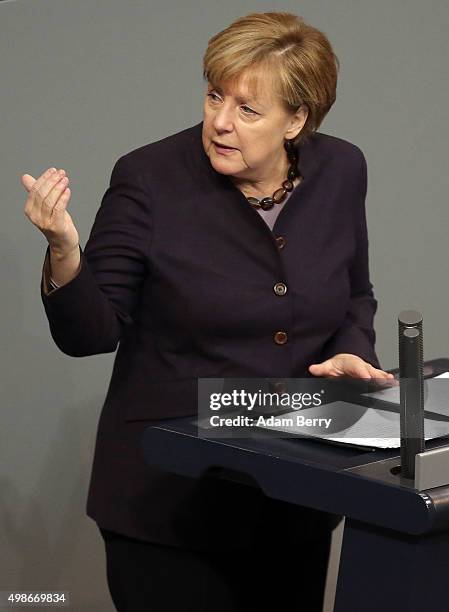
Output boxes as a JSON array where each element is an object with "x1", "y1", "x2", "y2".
[{"x1": 99, "y1": 517, "x2": 336, "y2": 612}]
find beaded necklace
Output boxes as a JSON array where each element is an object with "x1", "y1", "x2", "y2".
[{"x1": 246, "y1": 138, "x2": 301, "y2": 211}]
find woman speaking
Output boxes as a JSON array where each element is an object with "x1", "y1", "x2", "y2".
[{"x1": 22, "y1": 11, "x2": 392, "y2": 612}]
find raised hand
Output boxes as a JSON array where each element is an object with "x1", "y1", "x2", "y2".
[{"x1": 21, "y1": 167, "x2": 79, "y2": 257}]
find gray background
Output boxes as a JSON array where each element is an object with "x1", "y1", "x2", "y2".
[{"x1": 1, "y1": 0, "x2": 448, "y2": 610}]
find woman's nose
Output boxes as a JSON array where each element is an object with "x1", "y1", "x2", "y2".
[{"x1": 212, "y1": 106, "x2": 234, "y2": 132}]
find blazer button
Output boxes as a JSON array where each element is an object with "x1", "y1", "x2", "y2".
[
  {"x1": 274, "y1": 331, "x2": 288, "y2": 345},
  {"x1": 276, "y1": 236, "x2": 286, "y2": 250},
  {"x1": 273, "y1": 282, "x2": 287, "y2": 296}
]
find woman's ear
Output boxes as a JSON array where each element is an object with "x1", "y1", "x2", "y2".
[{"x1": 285, "y1": 105, "x2": 309, "y2": 140}]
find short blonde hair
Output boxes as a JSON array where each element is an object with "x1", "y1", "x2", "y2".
[{"x1": 202, "y1": 11, "x2": 339, "y2": 144}]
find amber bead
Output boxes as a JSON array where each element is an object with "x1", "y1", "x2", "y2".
[
  {"x1": 288, "y1": 167, "x2": 299, "y2": 181},
  {"x1": 260, "y1": 197, "x2": 274, "y2": 210},
  {"x1": 282, "y1": 179, "x2": 294, "y2": 192},
  {"x1": 273, "y1": 187, "x2": 287, "y2": 203},
  {"x1": 247, "y1": 196, "x2": 260, "y2": 207}
]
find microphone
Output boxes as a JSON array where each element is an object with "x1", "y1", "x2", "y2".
[{"x1": 398, "y1": 310, "x2": 425, "y2": 479}]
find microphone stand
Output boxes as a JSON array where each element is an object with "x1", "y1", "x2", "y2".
[{"x1": 398, "y1": 310, "x2": 425, "y2": 479}]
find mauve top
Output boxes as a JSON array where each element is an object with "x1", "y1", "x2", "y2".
[{"x1": 253, "y1": 189, "x2": 293, "y2": 230}]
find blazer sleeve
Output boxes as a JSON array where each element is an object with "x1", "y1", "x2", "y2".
[
  {"x1": 40, "y1": 154, "x2": 152, "y2": 357},
  {"x1": 319, "y1": 152, "x2": 381, "y2": 369}
]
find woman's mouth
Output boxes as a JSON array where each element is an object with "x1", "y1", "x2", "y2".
[{"x1": 213, "y1": 141, "x2": 237, "y2": 155}]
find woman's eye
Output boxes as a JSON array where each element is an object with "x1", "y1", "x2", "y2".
[{"x1": 207, "y1": 93, "x2": 257, "y2": 116}]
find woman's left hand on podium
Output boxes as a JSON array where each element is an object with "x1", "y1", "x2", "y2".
[{"x1": 308, "y1": 353, "x2": 396, "y2": 381}]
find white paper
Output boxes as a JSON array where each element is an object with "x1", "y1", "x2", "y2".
[
  {"x1": 255, "y1": 400, "x2": 449, "y2": 449},
  {"x1": 363, "y1": 374, "x2": 449, "y2": 417}
]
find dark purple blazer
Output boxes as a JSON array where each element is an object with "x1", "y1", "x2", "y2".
[{"x1": 40, "y1": 121, "x2": 380, "y2": 548}]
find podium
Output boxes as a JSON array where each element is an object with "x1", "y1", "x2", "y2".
[{"x1": 141, "y1": 358, "x2": 449, "y2": 612}]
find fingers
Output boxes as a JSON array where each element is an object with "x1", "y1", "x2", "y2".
[
  {"x1": 309, "y1": 363, "x2": 326, "y2": 376},
  {"x1": 35, "y1": 169, "x2": 67, "y2": 207},
  {"x1": 40, "y1": 171, "x2": 69, "y2": 214},
  {"x1": 309, "y1": 355, "x2": 396, "y2": 381},
  {"x1": 21, "y1": 173, "x2": 37, "y2": 191},
  {"x1": 309, "y1": 355, "x2": 365, "y2": 378},
  {"x1": 343, "y1": 359, "x2": 372, "y2": 380},
  {"x1": 367, "y1": 365, "x2": 395, "y2": 380},
  {"x1": 341, "y1": 356, "x2": 374, "y2": 379},
  {"x1": 366, "y1": 365, "x2": 397, "y2": 389},
  {"x1": 24, "y1": 167, "x2": 69, "y2": 220},
  {"x1": 342, "y1": 360, "x2": 395, "y2": 381},
  {"x1": 309, "y1": 360, "x2": 340, "y2": 377},
  {"x1": 22, "y1": 167, "x2": 56, "y2": 194},
  {"x1": 55, "y1": 186, "x2": 71, "y2": 208}
]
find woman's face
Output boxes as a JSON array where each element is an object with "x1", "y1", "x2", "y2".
[{"x1": 202, "y1": 71, "x2": 308, "y2": 184}]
